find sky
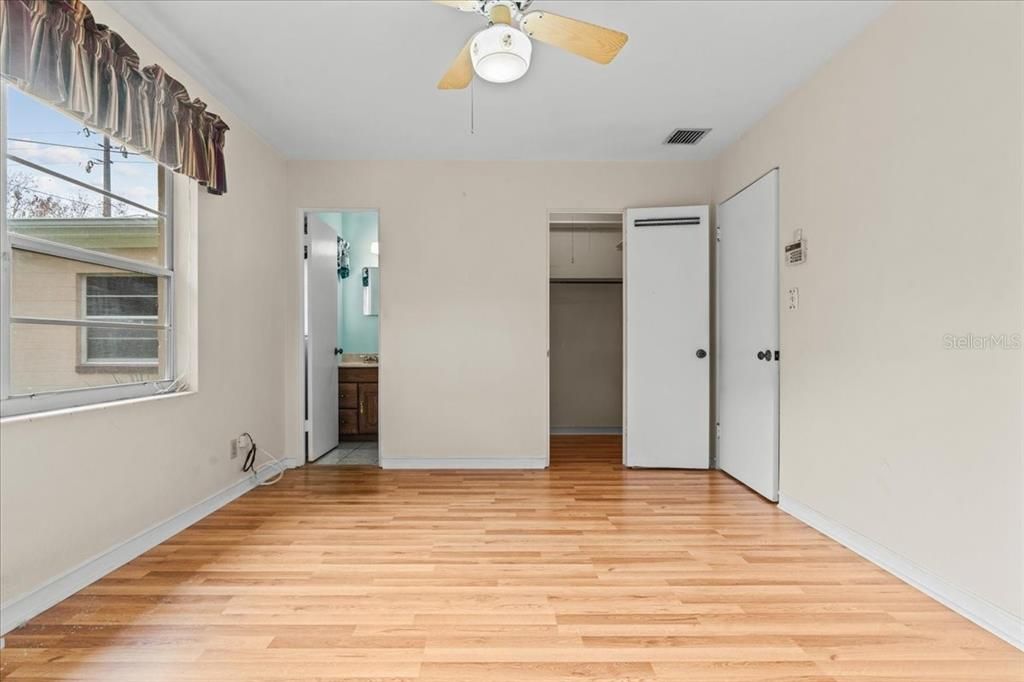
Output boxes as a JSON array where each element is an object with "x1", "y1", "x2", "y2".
[{"x1": 5, "y1": 84, "x2": 160, "y2": 217}]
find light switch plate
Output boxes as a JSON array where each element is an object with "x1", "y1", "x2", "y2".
[{"x1": 788, "y1": 287, "x2": 799, "y2": 310}]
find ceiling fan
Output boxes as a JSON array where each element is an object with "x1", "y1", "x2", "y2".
[{"x1": 434, "y1": 0, "x2": 628, "y2": 88}]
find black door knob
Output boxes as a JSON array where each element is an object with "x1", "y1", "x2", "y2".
[
  {"x1": 696, "y1": 349, "x2": 707, "y2": 359},
  {"x1": 763, "y1": 348, "x2": 773, "y2": 362},
  {"x1": 756, "y1": 350, "x2": 766, "y2": 360}
]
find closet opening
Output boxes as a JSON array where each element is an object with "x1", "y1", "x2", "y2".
[{"x1": 548, "y1": 211, "x2": 624, "y2": 444}]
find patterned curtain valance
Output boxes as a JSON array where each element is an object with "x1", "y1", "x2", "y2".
[{"x1": 0, "y1": 0, "x2": 229, "y2": 195}]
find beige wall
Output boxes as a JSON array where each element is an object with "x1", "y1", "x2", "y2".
[
  {"x1": 714, "y1": 0, "x2": 1023, "y2": 620},
  {"x1": 0, "y1": 0, "x2": 291, "y2": 606},
  {"x1": 285, "y1": 161, "x2": 712, "y2": 462},
  {"x1": 549, "y1": 282, "x2": 623, "y2": 429}
]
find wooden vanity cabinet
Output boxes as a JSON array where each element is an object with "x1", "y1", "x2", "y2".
[
  {"x1": 339, "y1": 367, "x2": 378, "y2": 440},
  {"x1": 358, "y1": 382, "x2": 379, "y2": 434},
  {"x1": 339, "y1": 383, "x2": 358, "y2": 409}
]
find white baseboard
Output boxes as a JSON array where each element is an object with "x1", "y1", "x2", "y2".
[
  {"x1": 381, "y1": 456, "x2": 547, "y2": 470},
  {"x1": 779, "y1": 494, "x2": 1023, "y2": 651},
  {"x1": 551, "y1": 427, "x2": 623, "y2": 435},
  {"x1": 0, "y1": 457, "x2": 299, "y2": 636}
]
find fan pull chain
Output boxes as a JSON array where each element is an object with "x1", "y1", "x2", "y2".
[{"x1": 570, "y1": 215, "x2": 576, "y2": 264}]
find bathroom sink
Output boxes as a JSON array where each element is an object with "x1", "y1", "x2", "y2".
[{"x1": 339, "y1": 354, "x2": 379, "y2": 368}]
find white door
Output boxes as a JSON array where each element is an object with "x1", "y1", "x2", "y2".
[
  {"x1": 717, "y1": 170, "x2": 780, "y2": 500},
  {"x1": 306, "y1": 215, "x2": 340, "y2": 462},
  {"x1": 624, "y1": 205, "x2": 710, "y2": 469}
]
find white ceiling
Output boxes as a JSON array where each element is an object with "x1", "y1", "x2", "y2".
[{"x1": 109, "y1": 0, "x2": 888, "y2": 161}]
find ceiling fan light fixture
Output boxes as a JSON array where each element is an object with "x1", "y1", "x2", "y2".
[{"x1": 471, "y1": 25, "x2": 532, "y2": 83}]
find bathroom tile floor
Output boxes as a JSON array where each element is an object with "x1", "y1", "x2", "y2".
[{"x1": 313, "y1": 440, "x2": 379, "y2": 466}]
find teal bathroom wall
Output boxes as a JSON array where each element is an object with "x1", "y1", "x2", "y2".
[{"x1": 317, "y1": 211, "x2": 379, "y2": 353}]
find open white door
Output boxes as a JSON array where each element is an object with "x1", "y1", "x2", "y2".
[
  {"x1": 717, "y1": 170, "x2": 780, "y2": 500},
  {"x1": 305, "y1": 215, "x2": 340, "y2": 462},
  {"x1": 624, "y1": 205, "x2": 710, "y2": 469}
]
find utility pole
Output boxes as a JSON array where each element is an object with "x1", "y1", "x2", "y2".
[{"x1": 101, "y1": 135, "x2": 111, "y2": 217}]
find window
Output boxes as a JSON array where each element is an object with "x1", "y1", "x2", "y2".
[
  {"x1": 1, "y1": 82, "x2": 175, "y2": 416},
  {"x1": 82, "y1": 275, "x2": 160, "y2": 367}
]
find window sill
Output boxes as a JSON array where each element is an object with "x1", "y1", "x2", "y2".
[
  {"x1": 0, "y1": 389, "x2": 196, "y2": 426},
  {"x1": 75, "y1": 364, "x2": 160, "y2": 375}
]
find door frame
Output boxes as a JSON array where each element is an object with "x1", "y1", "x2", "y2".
[
  {"x1": 545, "y1": 207, "x2": 625, "y2": 467},
  {"x1": 294, "y1": 207, "x2": 382, "y2": 466}
]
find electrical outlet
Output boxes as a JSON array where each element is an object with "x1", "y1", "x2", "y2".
[
  {"x1": 230, "y1": 435, "x2": 250, "y2": 460},
  {"x1": 788, "y1": 287, "x2": 799, "y2": 310}
]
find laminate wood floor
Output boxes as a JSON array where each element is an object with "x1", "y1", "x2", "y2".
[{"x1": 2, "y1": 436, "x2": 1021, "y2": 681}]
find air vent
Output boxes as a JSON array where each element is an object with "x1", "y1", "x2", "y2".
[
  {"x1": 634, "y1": 216, "x2": 701, "y2": 227},
  {"x1": 664, "y1": 128, "x2": 710, "y2": 145}
]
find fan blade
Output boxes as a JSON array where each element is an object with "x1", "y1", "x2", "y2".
[
  {"x1": 433, "y1": 1, "x2": 479, "y2": 11},
  {"x1": 437, "y1": 37, "x2": 474, "y2": 90},
  {"x1": 520, "y1": 11, "x2": 628, "y2": 64},
  {"x1": 488, "y1": 4, "x2": 512, "y2": 24}
]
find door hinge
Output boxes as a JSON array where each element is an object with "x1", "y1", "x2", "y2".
[
  {"x1": 303, "y1": 216, "x2": 308, "y2": 233},
  {"x1": 304, "y1": 419, "x2": 311, "y2": 432},
  {"x1": 303, "y1": 244, "x2": 308, "y2": 259},
  {"x1": 716, "y1": 422, "x2": 721, "y2": 439},
  {"x1": 715, "y1": 225, "x2": 721, "y2": 242}
]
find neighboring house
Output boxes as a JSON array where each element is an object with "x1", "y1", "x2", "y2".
[{"x1": 9, "y1": 217, "x2": 163, "y2": 393}]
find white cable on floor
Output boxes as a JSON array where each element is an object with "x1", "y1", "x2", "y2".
[
  {"x1": 252, "y1": 445, "x2": 286, "y2": 486},
  {"x1": 239, "y1": 432, "x2": 286, "y2": 486}
]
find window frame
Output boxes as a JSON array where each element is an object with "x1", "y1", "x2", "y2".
[
  {"x1": 0, "y1": 81, "x2": 176, "y2": 417},
  {"x1": 79, "y1": 273, "x2": 161, "y2": 369}
]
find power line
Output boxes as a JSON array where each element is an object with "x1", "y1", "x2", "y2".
[
  {"x1": 8, "y1": 185, "x2": 147, "y2": 213},
  {"x1": 6, "y1": 156, "x2": 154, "y2": 165},
  {"x1": 6, "y1": 155, "x2": 155, "y2": 164},
  {"x1": 7, "y1": 130, "x2": 80, "y2": 136},
  {"x1": 10, "y1": 186, "x2": 102, "y2": 209},
  {"x1": 7, "y1": 137, "x2": 147, "y2": 156}
]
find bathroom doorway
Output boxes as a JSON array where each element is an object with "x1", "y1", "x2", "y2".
[{"x1": 303, "y1": 209, "x2": 380, "y2": 466}]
